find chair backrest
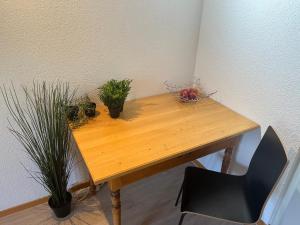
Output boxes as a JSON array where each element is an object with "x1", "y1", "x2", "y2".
[{"x1": 246, "y1": 126, "x2": 287, "y2": 221}]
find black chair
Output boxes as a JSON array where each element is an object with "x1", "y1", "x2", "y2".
[{"x1": 175, "y1": 126, "x2": 287, "y2": 225}]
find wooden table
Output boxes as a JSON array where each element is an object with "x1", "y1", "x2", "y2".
[{"x1": 72, "y1": 93, "x2": 259, "y2": 225}]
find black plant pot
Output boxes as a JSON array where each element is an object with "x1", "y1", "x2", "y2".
[
  {"x1": 67, "y1": 106, "x2": 79, "y2": 121},
  {"x1": 48, "y1": 192, "x2": 72, "y2": 218},
  {"x1": 120, "y1": 100, "x2": 125, "y2": 112},
  {"x1": 84, "y1": 102, "x2": 96, "y2": 117},
  {"x1": 108, "y1": 105, "x2": 122, "y2": 118}
]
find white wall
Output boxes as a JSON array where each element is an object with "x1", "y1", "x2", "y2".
[
  {"x1": 194, "y1": 0, "x2": 300, "y2": 222},
  {"x1": 273, "y1": 156, "x2": 300, "y2": 225},
  {"x1": 0, "y1": 0, "x2": 203, "y2": 211}
]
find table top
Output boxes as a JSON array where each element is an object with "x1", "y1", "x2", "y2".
[{"x1": 72, "y1": 93, "x2": 259, "y2": 184}]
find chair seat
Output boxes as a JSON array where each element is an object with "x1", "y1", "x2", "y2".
[{"x1": 181, "y1": 167, "x2": 258, "y2": 224}]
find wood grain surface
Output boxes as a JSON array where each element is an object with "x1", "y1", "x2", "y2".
[{"x1": 72, "y1": 93, "x2": 259, "y2": 185}]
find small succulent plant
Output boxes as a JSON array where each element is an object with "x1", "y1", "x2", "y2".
[{"x1": 67, "y1": 94, "x2": 97, "y2": 128}]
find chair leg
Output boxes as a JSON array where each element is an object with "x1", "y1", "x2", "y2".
[
  {"x1": 178, "y1": 213, "x2": 186, "y2": 225},
  {"x1": 175, "y1": 183, "x2": 183, "y2": 207}
]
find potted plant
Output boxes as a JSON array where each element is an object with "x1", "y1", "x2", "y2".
[
  {"x1": 119, "y1": 79, "x2": 132, "y2": 112},
  {"x1": 78, "y1": 95, "x2": 96, "y2": 117},
  {"x1": 1, "y1": 81, "x2": 76, "y2": 218},
  {"x1": 66, "y1": 95, "x2": 97, "y2": 129},
  {"x1": 84, "y1": 102, "x2": 96, "y2": 117},
  {"x1": 98, "y1": 79, "x2": 132, "y2": 118},
  {"x1": 67, "y1": 105, "x2": 79, "y2": 121}
]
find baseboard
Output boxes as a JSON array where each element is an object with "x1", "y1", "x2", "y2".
[
  {"x1": 0, "y1": 196, "x2": 49, "y2": 218},
  {"x1": 69, "y1": 180, "x2": 90, "y2": 193},
  {"x1": 192, "y1": 160, "x2": 206, "y2": 169},
  {"x1": 257, "y1": 220, "x2": 267, "y2": 225},
  {"x1": 0, "y1": 180, "x2": 90, "y2": 218}
]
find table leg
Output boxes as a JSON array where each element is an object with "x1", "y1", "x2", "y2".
[
  {"x1": 111, "y1": 189, "x2": 121, "y2": 225},
  {"x1": 89, "y1": 175, "x2": 96, "y2": 195},
  {"x1": 221, "y1": 137, "x2": 241, "y2": 173},
  {"x1": 221, "y1": 147, "x2": 233, "y2": 173}
]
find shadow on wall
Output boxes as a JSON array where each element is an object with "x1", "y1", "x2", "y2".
[{"x1": 68, "y1": 138, "x2": 90, "y2": 188}]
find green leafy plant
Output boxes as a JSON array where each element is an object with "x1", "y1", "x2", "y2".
[
  {"x1": 76, "y1": 94, "x2": 92, "y2": 111},
  {"x1": 1, "y1": 81, "x2": 76, "y2": 208},
  {"x1": 67, "y1": 105, "x2": 88, "y2": 129},
  {"x1": 98, "y1": 79, "x2": 132, "y2": 118},
  {"x1": 68, "y1": 94, "x2": 97, "y2": 128}
]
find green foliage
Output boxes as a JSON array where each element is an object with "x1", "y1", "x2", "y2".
[
  {"x1": 76, "y1": 94, "x2": 91, "y2": 110},
  {"x1": 68, "y1": 105, "x2": 88, "y2": 129},
  {"x1": 1, "y1": 81, "x2": 76, "y2": 207},
  {"x1": 98, "y1": 79, "x2": 132, "y2": 108},
  {"x1": 68, "y1": 94, "x2": 97, "y2": 128}
]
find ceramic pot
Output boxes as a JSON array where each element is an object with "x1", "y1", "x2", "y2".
[
  {"x1": 67, "y1": 106, "x2": 79, "y2": 121},
  {"x1": 48, "y1": 192, "x2": 72, "y2": 218},
  {"x1": 84, "y1": 102, "x2": 96, "y2": 117},
  {"x1": 108, "y1": 105, "x2": 122, "y2": 118},
  {"x1": 120, "y1": 99, "x2": 125, "y2": 112}
]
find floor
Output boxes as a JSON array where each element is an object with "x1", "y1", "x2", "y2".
[{"x1": 0, "y1": 164, "x2": 242, "y2": 225}]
